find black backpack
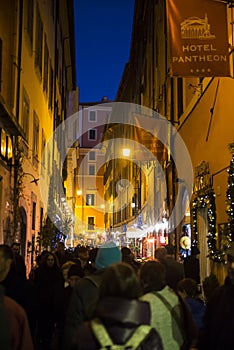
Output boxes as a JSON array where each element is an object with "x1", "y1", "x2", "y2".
[{"x1": 90, "y1": 318, "x2": 152, "y2": 349}]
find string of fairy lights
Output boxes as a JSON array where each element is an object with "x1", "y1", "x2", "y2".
[
  {"x1": 226, "y1": 146, "x2": 234, "y2": 241},
  {"x1": 191, "y1": 143, "x2": 234, "y2": 263}
]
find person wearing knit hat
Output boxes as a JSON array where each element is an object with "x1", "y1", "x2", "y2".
[
  {"x1": 64, "y1": 241, "x2": 121, "y2": 350},
  {"x1": 95, "y1": 241, "x2": 121, "y2": 269}
]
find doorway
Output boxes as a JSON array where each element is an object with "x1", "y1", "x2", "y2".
[{"x1": 197, "y1": 208, "x2": 211, "y2": 284}]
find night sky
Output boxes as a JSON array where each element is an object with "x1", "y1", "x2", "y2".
[{"x1": 74, "y1": 0, "x2": 135, "y2": 103}]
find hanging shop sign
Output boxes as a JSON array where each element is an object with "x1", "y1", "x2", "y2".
[{"x1": 166, "y1": 0, "x2": 230, "y2": 77}]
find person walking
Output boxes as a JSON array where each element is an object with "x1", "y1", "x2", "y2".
[
  {"x1": 71, "y1": 262, "x2": 163, "y2": 350},
  {"x1": 164, "y1": 244, "x2": 185, "y2": 291},
  {"x1": 34, "y1": 251, "x2": 64, "y2": 349},
  {"x1": 140, "y1": 260, "x2": 198, "y2": 350},
  {"x1": 177, "y1": 278, "x2": 206, "y2": 331},
  {"x1": 0, "y1": 244, "x2": 36, "y2": 335},
  {"x1": 198, "y1": 242, "x2": 234, "y2": 349},
  {"x1": 183, "y1": 246, "x2": 200, "y2": 286},
  {"x1": 64, "y1": 241, "x2": 122, "y2": 349},
  {"x1": 0, "y1": 285, "x2": 34, "y2": 350}
]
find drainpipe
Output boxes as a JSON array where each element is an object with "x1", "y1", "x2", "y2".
[
  {"x1": 15, "y1": 0, "x2": 23, "y2": 123},
  {"x1": 13, "y1": 0, "x2": 23, "y2": 238},
  {"x1": 50, "y1": 0, "x2": 58, "y2": 223}
]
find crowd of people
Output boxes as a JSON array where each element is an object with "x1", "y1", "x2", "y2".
[{"x1": 0, "y1": 240, "x2": 233, "y2": 349}]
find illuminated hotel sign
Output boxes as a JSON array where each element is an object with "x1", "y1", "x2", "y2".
[{"x1": 166, "y1": 0, "x2": 230, "y2": 77}]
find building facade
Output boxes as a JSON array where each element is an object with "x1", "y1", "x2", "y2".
[
  {"x1": 0, "y1": 0, "x2": 76, "y2": 270},
  {"x1": 73, "y1": 98, "x2": 111, "y2": 246},
  {"x1": 104, "y1": 0, "x2": 234, "y2": 282}
]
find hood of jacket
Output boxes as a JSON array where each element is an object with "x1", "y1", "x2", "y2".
[{"x1": 95, "y1": 297, "x2": 151, "y2": 327}]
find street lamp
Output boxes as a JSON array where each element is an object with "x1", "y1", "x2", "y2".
[
  {"x1": 122, "y1": 148, "x2": 130, "y2": 157},
  {"x1": 77, "y1": 189, "x2": 82, "y2": 196}
]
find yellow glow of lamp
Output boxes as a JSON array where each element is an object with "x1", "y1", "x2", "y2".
[
  {"x1": 122, "y1": 148, "x2": 130, "y2": 157},
  {"x1": 77, "y1": 190, "x2": 82, "y2": 196}
]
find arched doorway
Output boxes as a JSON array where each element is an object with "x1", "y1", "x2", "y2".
[{"x1": 19, "y1": 206, "x2": 27, "y2": 259}]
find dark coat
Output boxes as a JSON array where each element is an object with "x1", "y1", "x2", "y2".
[
  {"x1": 164, "y1": 257, "x2": 185, "y2": 290},
  {"x1": 0, "y1": 268, "x2": 36, "y2": 333},
  {"x1": 4, "y1": 295, "x2": 35, "y2": 350},
  {"x1": 183, "y1": 255, "x2": 200, "y2": 284},
  {"x1": 72, "y1": 297, "x2": 163, "y2": 350},
  {"x1": 34, "y1": 263, "x2": 64, "y2": 315},
  {"x1": 185, "y1": 296, "x2": 205, "y2": 330},
  {"x1": 64, "y1": 269, "x2": 105, "y2": 350},
  {"x1": 199, "y1": 280, "x2": 234, "y2": 349},
  {"x1": 34, "y1": 262, "x2": 64, "y2": 347}
]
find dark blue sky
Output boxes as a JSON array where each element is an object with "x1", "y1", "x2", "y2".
[{"x1": 74, "y1": 0, "x2": 135, "y2": 103}]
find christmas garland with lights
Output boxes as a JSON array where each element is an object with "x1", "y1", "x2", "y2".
[
  {"x1": 226, "y1": 142, "x2": 234, "y2": 241},
  {"x1": 192, "y1": 190, "x2": 226, "y2": 263}
]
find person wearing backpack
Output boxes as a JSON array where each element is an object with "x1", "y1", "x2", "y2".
[
  {"x1": 140, "y1": 260, "x2": 198, "y2": 350},
  {"x1": 71, "y1": 262, "x2": 163, "y2": 350},
  {"x1": 64, "y1": 241, "x2": 122, "y2": 349}
]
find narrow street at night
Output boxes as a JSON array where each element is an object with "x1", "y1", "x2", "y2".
[{"x1": 1, "y1": 1, "x2": 234, "y2": 349}]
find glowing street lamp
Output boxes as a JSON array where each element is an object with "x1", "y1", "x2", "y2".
[
  {"x1": 122, "y1": 148, "x2": 130, "y2": 157},
  {"x1": 77, "y1": 189, "x2": 82, "y2": 197}
]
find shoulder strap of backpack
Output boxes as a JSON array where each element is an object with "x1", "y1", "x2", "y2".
[
  {"x1": 91, "y1": 319, "x2": 152, "y2": 350},
  {"x1": 153, "y1": 291, "x2": 182, "y2": 327},
  {"x1": 125, "y1": 325, "x2": 152, "y2": 349},
  {"x1": 91, "y1": 318, "x2": 114, "y2": 349},
  {"x1": 153, "y1": 291, "x2": 187, "y2": 342}
]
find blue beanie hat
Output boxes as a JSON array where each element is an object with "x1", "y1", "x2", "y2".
[{"x1": 95, "y1": 241, "x2": 121, "y2": 269}]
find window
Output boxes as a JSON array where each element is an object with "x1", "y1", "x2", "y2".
[
  {"x1": 22, "y1": 88, "x2": 30, "y2": 139},
  {"x1": 88, "y1": 216, "x2": 95, "y2": 230},
  {"x1": 88, "y1": 129, "x2": 96, "y2": 140},
  {"x1": 0, "y1": 38, "x2": 2, "y2": 91},
  {"x1": 33, "y1": 111, "x2": 39, "y2": 158},
  {"x1": 35, "y1": 3, "x2": 43, "y2": 76},
  {"x1": 177, "y1": 78, "x2": 183, "y2": 118},
  {"x1": 86, "y1": 194, "x2": 95, "y2": 206},
  {"x1": 55, "y1": 47, "x2": 59, "y2": 78},
  {"x1": 32, "y1": 202, "x2": 36, "y2": 230},
  {"x1": 89, "y1": 111, "x2": 96, "y2": 122},
  {"x1": 41, "y1": 129, "x2": 46, "y2": 173},
  {"x1": 89, "y1": 151, "x2": 96, "y2": 161},
  {"x1": 43, "y1": 36, "x2": 49, "y2": 93},
  {"x1": 89, "y1": 164, "x2": 95, "y2": 175},
  {"x1": 40, "y1": 207, "x2": 43, "y2": 231},
  {"x1": 47, "y1": 149, "x2": 51, "y2": 175},
  {"x1": 48, "y1": 62, "x2": 53, "y2": 110},
  {"x1": 26, "y1": 0, "x2": 34, "y2": 49}
]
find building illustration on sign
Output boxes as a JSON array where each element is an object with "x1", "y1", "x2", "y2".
[{"x1": 181, "y1": 14, "x2": 216, "y2": 40}]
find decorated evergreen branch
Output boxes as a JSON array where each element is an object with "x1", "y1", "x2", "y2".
[
  {"x1": 226, "y1": 142, "x2": 234, "y2": 241},
  {"x1": 192, "y1": 190, "x2": 226, "y2": 263},
  {"x1": 40, "y1": 216, "x2": 60, "y2": 250}
]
